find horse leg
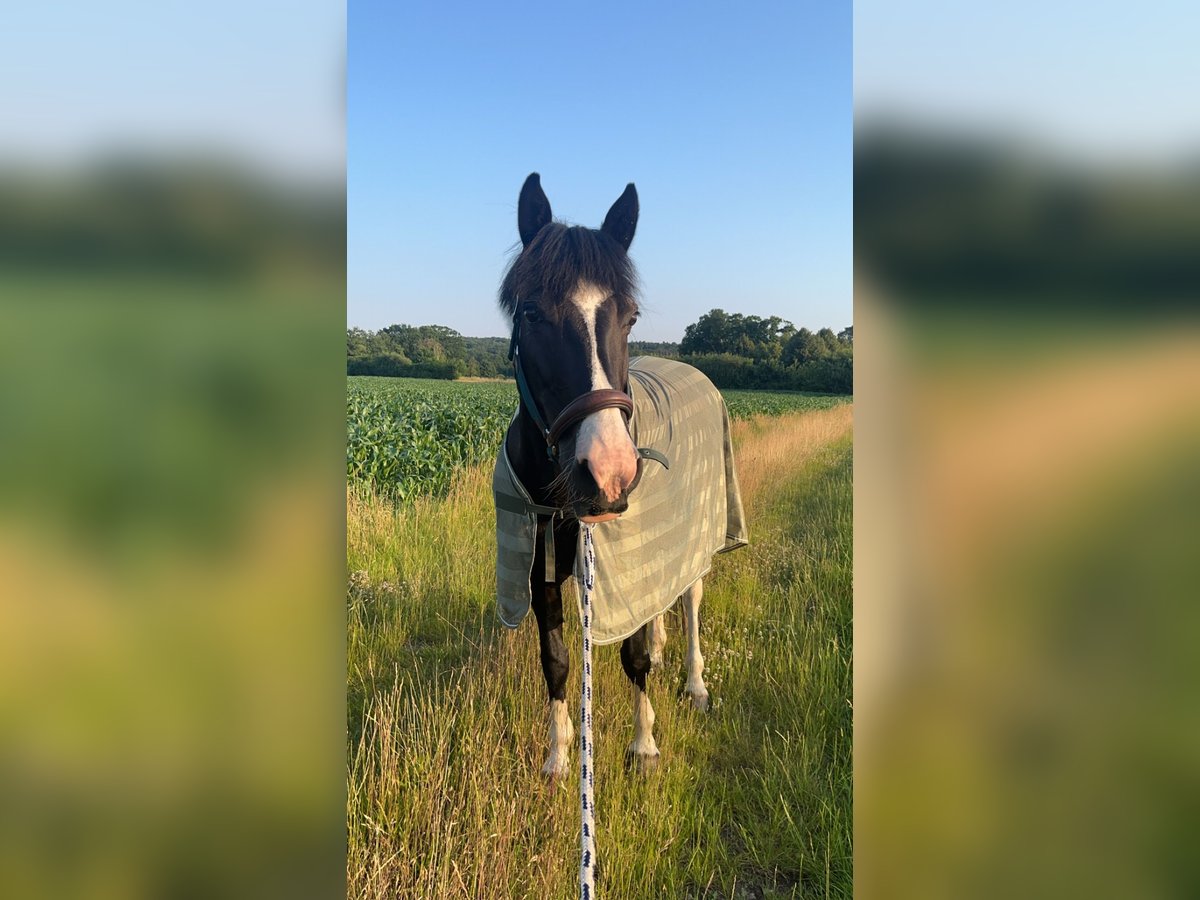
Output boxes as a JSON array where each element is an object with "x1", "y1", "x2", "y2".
[
  {"x1": 648, "y1": 613, "x2": 667, "y2": 669},
  {"x1": 683, "y1": 580, "x2": 709, "y2": 711},
  {"x1": 620, "y1": 623, "x2": 659, "y2": 773},
  {"x1": 531, "y1": 536, "x2": 572, "y2": 779}
]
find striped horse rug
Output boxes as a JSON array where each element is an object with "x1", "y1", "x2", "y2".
[{"x1": 493, "y1": 356, "x2": 748, "y2": 645}]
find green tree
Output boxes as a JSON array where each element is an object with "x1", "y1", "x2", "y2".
[
  {"x1": 816, "y1": 327, "x2": 840, "y2": 355},
  {"x1": 680, "y1": 308, "x2": 733, "y2": 355},
  {"x1": 347, "y1": 327, "x2": 371, "y2": 359},
  {"x1": 782, "y1": 328, "x2": 824, "y2": 367}
]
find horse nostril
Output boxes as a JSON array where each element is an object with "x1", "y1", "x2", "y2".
[
  {"x1": 575, "y1": 456, "x2": 593, "y2": 482},
  {"x1": 579, "y1": 448, "x2": 638, "y2": 501},
  {"x1": 571, "y1": 459, "x2": 598, "y2": 493}
]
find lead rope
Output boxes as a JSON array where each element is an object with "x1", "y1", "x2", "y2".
[{"x1": 580, "y1": 523, "x2": 597, "y2": 899}]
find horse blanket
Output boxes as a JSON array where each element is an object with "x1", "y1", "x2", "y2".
[{"x1": 493, "y1": 356, "x2": 748, "y2": 645}]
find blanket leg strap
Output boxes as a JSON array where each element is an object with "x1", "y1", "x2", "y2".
[{"x1": 543, "y1": 514, "x2": 556, "y2": 584}]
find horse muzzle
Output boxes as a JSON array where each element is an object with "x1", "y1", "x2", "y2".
[
  {"x1": 570, "y1": 444, "x2": 667, "y2": 522},
  {"x1": 575, "y1": 492, "x2": 629, "y2": 523}
]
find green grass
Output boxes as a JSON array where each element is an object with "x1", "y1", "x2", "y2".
[{"x1": 346, "y1": 411, "x2": 852, "y2": 898}]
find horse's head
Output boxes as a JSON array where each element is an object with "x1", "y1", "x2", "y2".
[{"x1": 500, "y1": 173, "x2": 642, "y2": 523}]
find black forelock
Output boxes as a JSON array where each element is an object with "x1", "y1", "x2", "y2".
[{"x1": 498, "y1": 223, "x2": 639, "y2": 320}]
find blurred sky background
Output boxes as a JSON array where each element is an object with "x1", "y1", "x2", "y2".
[
  {"x1": 856, "y1": 0, "x2": 1200, "y2": 163},
  {"x1": 2, "y1": 0, "x2": 344, "y2": 179},
  {"x1": 348, "y1": 0, "x2": 851, "y2": 341}
]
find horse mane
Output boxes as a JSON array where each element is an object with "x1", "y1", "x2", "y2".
[{"x1": 498, "y1": 222, "x2": 640, "y2": 320}]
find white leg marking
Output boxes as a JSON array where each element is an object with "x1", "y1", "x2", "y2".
[
  {"x1": 570, "y1": 283, "x2": 638, "y2": 501},
  {"x1": 542, "y1": 698, "x2": 574, "y2": 779},
  {"x1": 683, "y1": 580, "x2": 709, "y2": 711},
  {"x1": 649, "y1": 614, "x2": 667, "y2": 669},
  {"x1": 627, "y1": 681, "x2": 659, "y2": 771}
]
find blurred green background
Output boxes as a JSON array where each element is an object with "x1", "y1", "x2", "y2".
[
  {"x1": 855, "y1": 35, "x2": 1200, "y2": 900},
  {"x1": 5, "y1": 2, "x2": 1200, "y2": 897},
  {"x1": 0, "y1": 127, "x2": 344, "y2": 900},
  {"x1": 2, "y1": 0, "x2": 346, "y2": 890}
]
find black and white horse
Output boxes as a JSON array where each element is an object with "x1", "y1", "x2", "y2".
[{"x1": 499, "y1": 173, "x2": 712, "y2": 777}]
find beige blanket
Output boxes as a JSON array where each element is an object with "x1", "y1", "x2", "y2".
[{"x1": 493, "y1": 356, "x2": 748, "y2": 645}]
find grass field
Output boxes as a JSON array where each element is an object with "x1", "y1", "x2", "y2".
[{"x1": 346, "y1": 402, "x2": 853, "y2": 898}]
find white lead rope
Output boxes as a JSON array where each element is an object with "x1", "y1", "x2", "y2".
[{"x1": 579, "y1": 523, "x2": 597, "y2": 900}]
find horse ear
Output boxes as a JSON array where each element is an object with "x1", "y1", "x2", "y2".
[
  {"x1": 601, "y1": 182, "x2": 638, "y2": 252},
  {"x1": 518, "y1": 173, "x2": 553, "y2": 247}
]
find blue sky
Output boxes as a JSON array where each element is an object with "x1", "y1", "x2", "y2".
[
  {"x1": 2, "y1": 1, "x2": 343, "y2": 176},
  {"x1": 855, "y1": 0, "x2": 1200, "y2": 164},
  {"x1": 349, "y1": 1, "x2": 852, "y2": 341}
]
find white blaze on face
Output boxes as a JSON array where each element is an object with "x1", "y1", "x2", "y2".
[{"x1": 570, "y1": 282, "x2": 638, "y2": 503}]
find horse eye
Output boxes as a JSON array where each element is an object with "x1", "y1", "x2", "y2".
[
  {"x1": 523, "y1": 306, "x2": 543, "y2": 324},
  {"x1": 626, "y1": 314, "x2": 639, "y2": 329}
]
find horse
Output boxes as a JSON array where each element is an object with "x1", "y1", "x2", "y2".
[{"x1": 492, "y1": 173, "x2": 746, "y2": 777}]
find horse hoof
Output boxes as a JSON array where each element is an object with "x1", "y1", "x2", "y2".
[
  {"x1": 542, "y1": 757, "x2": 569, "y2": 780},
  {"x1": 690, "y1": 690, "x2": 710, "y2": 712},
  {"x1": 649, "y1": 650, "x2": 664, "y2": 669},
  {"x1": 624, "y1": 749, "x2": 660, "y2": 775}
]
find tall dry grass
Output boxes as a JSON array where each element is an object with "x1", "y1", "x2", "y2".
[
  {"x1": 347, "y1": 407, "x2": 854, "y2": 899},
  {"x1": 731, "y1": 406, "x2": 854, "y2": 511}
]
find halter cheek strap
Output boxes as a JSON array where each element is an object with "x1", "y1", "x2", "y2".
[{"x1": 511, "y1": 341, "x2": 555, "y2": 454}]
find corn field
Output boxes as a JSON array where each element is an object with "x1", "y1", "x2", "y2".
[{"x1": 347, "y1": 374, "x2": 849, "y2": 500}]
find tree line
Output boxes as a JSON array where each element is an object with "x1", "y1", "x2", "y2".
[
  {"x1": 346, "y1": 325, "x2": 508, "y2": 379},
  {"x1": 855, "y1": 127, "x2": 1200, "y2": 311},
  {"x1": 677, "y1": 310, "x2": 852, "y2": 393},
  {"x1": 348, "y1": 309, "x2": 852, "y2": 393}
]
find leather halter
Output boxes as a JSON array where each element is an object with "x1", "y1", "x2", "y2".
[
  {"x1": 504, "y1": 313, "x2": 669, "y2": 560},
  {"x1": 508, "y1": 314, "x2": 636, "y2": 460}
]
